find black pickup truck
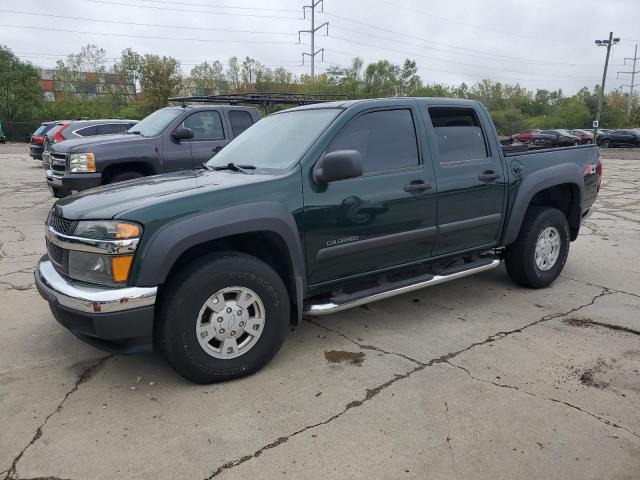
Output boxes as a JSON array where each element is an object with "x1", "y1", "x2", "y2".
[
  {"x1": 45, "y1": 105, "x2": 260, "y2": 197},
  {"x1": 35, "y1": 97, "x2": 602, "y2": 383}
]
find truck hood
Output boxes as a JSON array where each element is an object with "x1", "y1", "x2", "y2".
[
  {"x1": 51, "y1": 133, "x2": 148, "y2": 153},
  {"x1": 52, "y1": 168, "x2": 273, "y2": 220}
]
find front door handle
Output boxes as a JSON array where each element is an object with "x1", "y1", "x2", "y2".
[
  {"x1": 478, "y1": 170, "x2": 501, "y2": 182},
  {"x1": 404, "y1": 180, "x2": 432, "y2": 192}
]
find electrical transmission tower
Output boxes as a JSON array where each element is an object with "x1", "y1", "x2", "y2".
[
  {"x1": 617, "y1": 44, "x2": 639, "y2": 116},
  {"x1": 298, "y1": 0, "x2": 329, "y2": 80}
]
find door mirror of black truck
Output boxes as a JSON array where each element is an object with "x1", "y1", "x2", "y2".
[
  {"x1": 172, "y1": 127, "x2": 194, "y2": 142},
  {"x1": 313, "y1": 150, "x2": 364, "y2": 185}
]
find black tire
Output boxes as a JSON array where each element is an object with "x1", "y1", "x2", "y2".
[
  {"x1": 504, "y1": 207, "x2": 570, "y2": 289},
  {"x1": 602, "y1": 139, "x2": 611, "y2": 148},
  {"x1": 107, "y1": 171, "x2": 143, "y2": 184},
  {"x1": 157, "y1": 251, "x2": 290, "y2": 383}
]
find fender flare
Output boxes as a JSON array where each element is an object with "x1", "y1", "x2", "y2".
[
  {"x1": 502, "y1": 163, "x2": 584, "y2": 246},
  {"x1": 133, "y1": 202, "x2": 305, "y2": 318}
]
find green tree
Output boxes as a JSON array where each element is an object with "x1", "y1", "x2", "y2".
[
  {"x1": 190, "y1": 61, "x2": 225, "y2": 95},
  {"x1": 0, "y1": 46, "x2": 44, "y2": 139},
  {"x1": 138, "y1": 54, "x2": 182, "y2": 112}
]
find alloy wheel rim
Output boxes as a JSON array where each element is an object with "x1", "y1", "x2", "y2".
[
  {"x1": 195, "y1": 286, "x2": 265, "y2": 359},
  {"x1": 535, "y1": 226, "x2": 561, "y2": 271}
]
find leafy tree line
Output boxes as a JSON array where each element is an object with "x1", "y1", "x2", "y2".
[{"x1": 1, "y1": 44, "x2": 638, "y2": 141}]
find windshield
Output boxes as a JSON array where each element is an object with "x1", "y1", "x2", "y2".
[
  {"x1": 128, "y1": 108, "x2": 182, "y2": 137},
  {"x1": 206, "y1": 108, "x2": 340, "y2": 170}
]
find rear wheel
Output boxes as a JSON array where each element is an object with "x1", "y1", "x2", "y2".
[
  {"x1": 504, "y1": 207, "x2": 570, "y2": 288},
  {"x1": 602, "y1": 139, "x2": 611, "y2": 148},
  {"x1": 157, "y1": 251, "x2": 290, "y2": 383}
]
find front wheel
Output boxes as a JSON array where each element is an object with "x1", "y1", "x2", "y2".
[
  {"x1": 157, "y1": 252, "x2": 290, "y2": 383},
  {"x1": 602, "y1": 139, "x2": 611, "y2": 148},
  {"x1": 504, "y1": 207, "x2": 570, "y2": 288}
]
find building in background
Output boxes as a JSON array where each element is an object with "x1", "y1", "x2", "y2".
[{"x1": 39, "y1": 69, "x2": 135, "y2": 102}]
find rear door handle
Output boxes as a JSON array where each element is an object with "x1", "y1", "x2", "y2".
[
  {"x1": 404, "y1": 180, "x2": 432, "y2": 192},
  {"x1": 478, "y1": 170, "x2": 501, "y2": 182},
  {"x1": 212, "y1": 146, "x2": 223, "y2": 153}
]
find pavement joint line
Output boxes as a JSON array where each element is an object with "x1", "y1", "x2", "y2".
[
  {"x1": 303, "y1": 317, "x2": 425, "y2": 366},
  {"x1": 445, "y1": 361, "x2": 640, "y2": 440},
  {"x1": 4, "y1": 355, "x2": 113, "y2": 480},
  {"x1": 203, "y1": 288, "x2": 613, "y2": 479},
  {"x1": 560, "y1": 275, "x2": 640, "y2": 299}
]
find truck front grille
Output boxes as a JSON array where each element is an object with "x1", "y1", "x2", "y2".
[
  {"x1": 47, "y1": 213, "x2": 73, "y2": 235},
  {"x1": 47, "y1": 241, "x2": 65, "y2": 265},
  {"x1": 50, "y1": 153, "x2": 66, "y2": 173}
]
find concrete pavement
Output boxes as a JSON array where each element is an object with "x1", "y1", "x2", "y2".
[{"x1": 1, "y1": 146, "x2": 638, "y2": 479}]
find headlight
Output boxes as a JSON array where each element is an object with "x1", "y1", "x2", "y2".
[
  {"x1": 66, "y1": 220, "x2": 141, "y2": 285},
  {"x1": 74, "y1": 220, "x2": 141, "y2": 240},
  {"x1": 69, "y1": 152, "x2": 96, "y2": 173},
  {"x1": 69, "y1": 251, "x2": 134, "y2": 286}
]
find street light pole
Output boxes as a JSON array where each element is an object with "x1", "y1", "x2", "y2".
[{"x1": 594, "y1": 32, "x2": 619, "y2": 139}]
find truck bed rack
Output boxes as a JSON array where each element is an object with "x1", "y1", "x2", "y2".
[{"x1": 168, "y1": 93, "x2": 349, "y2": 113}]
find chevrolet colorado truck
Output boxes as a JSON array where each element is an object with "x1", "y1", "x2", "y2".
[
  {"x1": 44, "y1": 104, "x2": 260, "y2": 197},
  {"x1": 35, "y1": 97, "x2": 602, "y2": 383}
]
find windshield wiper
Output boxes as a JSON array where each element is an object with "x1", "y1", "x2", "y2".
[
  {"x1": 211, "y1": 163, "x2": 256, "y2": 174},
  {"x1": 127, "y1": 130, "x2": 141, "y2": 135}
]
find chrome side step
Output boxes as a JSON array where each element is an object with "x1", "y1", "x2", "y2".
[{"x1": 304, "y1": 259, "x2": 501, "y2": 316}]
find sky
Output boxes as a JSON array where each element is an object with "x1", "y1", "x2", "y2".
[{"x1": 2, "y1": 0, "x2": 640, "y2": 95}]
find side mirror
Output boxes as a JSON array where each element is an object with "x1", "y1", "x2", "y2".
[
  {"x1": 313, "y1": 150, "x2": 363, "y2": 185},
  {"x1": 172, "y1": 127, "x2": 194, "y2": 142}
]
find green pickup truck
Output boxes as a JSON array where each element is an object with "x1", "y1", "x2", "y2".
[{"x1": 35, "y1": 98, "x2": 602, "y2": 383}]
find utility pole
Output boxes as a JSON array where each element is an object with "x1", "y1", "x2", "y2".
[
  {"x1": 298, "y1": 0, "x2": 328, "y2": 80},
  {"x1": 617, "y1": 44, "x2": 639, "y2": 116},
  {"x1": 594, "y1": 32, "x2": 620, "y2": 138}
]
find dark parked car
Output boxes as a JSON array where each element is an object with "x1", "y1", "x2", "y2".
[
  {"x1": 35, "y1": 97, "x2": 602, "y2": 383},
  {"x1": 0, "y1": 122, "x2": 5, "y2": 143},
  {"x1": 596, "y1": 129, "x2": 640, "y2": 148},
  {"x1": 29, "y1": 122, "x2": 58, "y2": 159},
  {"x1": 46, "y1": 105, "x2": 260, "y2": 197},
  {"x1": 568, "y1": 129, "x2": 594, "y2": 144},
  {"x1": 512, "y1": 129, "x2": 556, "y2": 145},
  {"x1": 541, "y1": 130, "x2": 581, "y2": 147}
]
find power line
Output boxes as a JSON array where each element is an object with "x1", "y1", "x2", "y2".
[
  {"x1": 369, "y1": 0, "x2": 582, "y2": 45},
  {"x1": 324, "y1": 47, "x2": 598, "y2": 86},
  {"x1": 617, "y1": 44, "x2": 639, "y2": 115},
  {"x1": 325, "y1": 34, "x2": 599, "y2": 80},
  {"x1": 4, "y1": 10, "x2": 297, "y2": 37},
  {"x1": 134, "y1": 0, "x2": 298, "y2": 12},
  {"x1": 80, "y1": 0, "x2": 302, "y2": 20},
  {"x1": 0, "y1": 24, "x2": 302, "y2": 46},
  {"x1": 329, "y1": 25, "x2": 605, "y2": 68}
]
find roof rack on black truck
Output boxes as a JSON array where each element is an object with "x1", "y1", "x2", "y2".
[
  {"x1": 45, "y1": 92, "x2": 343, "y2": 197},
  {"x1": 35, "y1": 97, "x2": 602, "y2": 384}
]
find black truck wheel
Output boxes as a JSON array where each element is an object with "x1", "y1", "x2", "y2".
[
  {"x1": 156, "y1": 251, "x2": 290, "y2": 383},
  {"x1": 504, "y1": 207, "x2": 570, "y2": 289}
]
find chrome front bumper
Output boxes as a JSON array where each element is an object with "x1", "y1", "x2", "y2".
[{"x1": 35, "y1": 257, "x2": 157, "y2": 314}]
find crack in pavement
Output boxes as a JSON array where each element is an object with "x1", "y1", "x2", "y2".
[
  {"x1": 560, "y1": 275, "x2": 640, "y2": 299},
  {"x1": 203, "y1": 288, "x2": 612, "y2": 479},
  {"x1": 443, "y1": 402, "x2": 455, "y2": 470},
  {"x1": 446, "y1": 362, "x2": 640, "y2": 440},
  {"x1": 563, "y1": 317, "x2": 640, "y2": 336},
  {"x1": 4, "y1": 355, "x2": 112, "y2": 480}
]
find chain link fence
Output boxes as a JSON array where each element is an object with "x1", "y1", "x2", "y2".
[{"x1": 0, "y1": 121, "x2": 43, "y2": 142}]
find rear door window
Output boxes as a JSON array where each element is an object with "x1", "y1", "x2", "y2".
[
  {"x1": 75, "y1": 125, "x2": 98, "y2": 136},
  {"x1": 98, "y1": 123, "x2": 127, "y2": 135},
  {"x1": 327, "y1": 109, "x2": 419, "y2": 173},
  {"x1": 185, "y1": 111, "x2": 225, "y2": 141},
  {"x1": 229, "y1": 110, "x2": 254, "y2": 137},
  {"x1": 428, "y1": 107, "x2": 489, "y2": 164}
]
